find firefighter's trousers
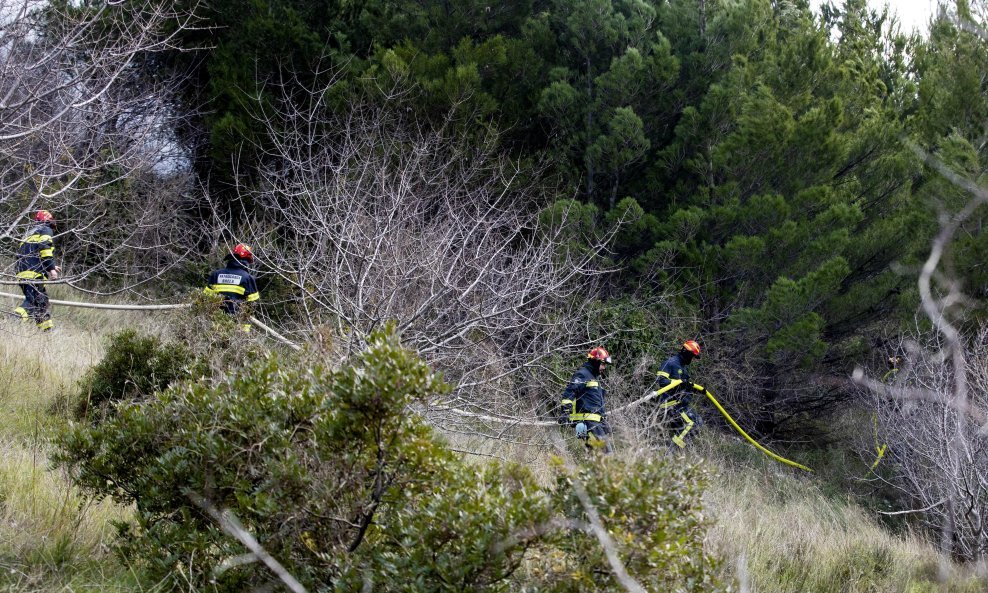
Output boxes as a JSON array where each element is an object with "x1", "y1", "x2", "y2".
[{"x1": 16, "y1": 282, "x2": 52, "y2": 331}]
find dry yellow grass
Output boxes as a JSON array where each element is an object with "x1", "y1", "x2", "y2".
[
  {"x1": 0, "y1": 297, "x2": 170, "y2": 592},
  {"x1": 698, "y1": 434, "x2": 988, "y2": 593},
  {"x1": 0, "y1": 443, "x2": 131, "y2": 581}
]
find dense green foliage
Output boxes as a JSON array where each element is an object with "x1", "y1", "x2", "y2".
[
  {"x1": 73, "y1": 329, "x2": 204, "y2": 420},
  {"x1": 137, "y1": 0, "x2": 988, "y2": 437},
  {"x1": 56, "y1": 328, "x2": 724, "y2": 592}
]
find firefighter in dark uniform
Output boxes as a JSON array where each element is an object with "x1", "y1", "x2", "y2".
[
  {"x1": 203, "y1": 243, "x2": 260, "y2": 331},
  {"x1": 559, "y1": 347, "x2": 613, "y2": 452},
  {"x1": 14, "y1": 210, "x2": 60, "y2": 332},
  {"x1": 653, "y1": 340, "x2": 702, "y2": 448}
]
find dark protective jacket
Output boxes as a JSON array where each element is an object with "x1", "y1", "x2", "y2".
[
  {"x1": 655, "y1": 352, "x2": 703, "y2": 447},
  {"x1": 560, "y1": 362, "x2": 607, "y2": 422},
  {"x1": 204, "y1": 257, "x2": 260, "y2": 314},
  {"x1": 655, "y1": 352, "x2": 692, "y2": 404},
  {"x1": 15, "y1": 223, "x2": 57, "y2": 279}
]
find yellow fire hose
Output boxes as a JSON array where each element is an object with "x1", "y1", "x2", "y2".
[
  {"x1": 663, "y1": 380, "x2": 812, "y2": 472},
  {"x1": 864, "y1": 414, "x2": 887, "y2": 478}
]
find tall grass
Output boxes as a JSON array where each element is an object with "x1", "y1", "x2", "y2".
[
  {"x1": 698, "y1": 434, "x2": 988, "y2": 593},
  {"x1": 0, "y1": 295, "x2": 170, "y2": 592}
]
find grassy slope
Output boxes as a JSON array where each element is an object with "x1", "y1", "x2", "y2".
[
  {"x1": 698, "y1": 435, "x2": 988, "y2": 593},
  {"x1": 0, "y1": 294, "x2": 162, "y2": 592},
  {"x1": 0, "y1": 295, "x2": 985, "y2": 592}
]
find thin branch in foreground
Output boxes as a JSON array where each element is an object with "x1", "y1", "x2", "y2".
[
  {"x1": 851, "y1": 366, "x2": 988, "y2": 429},
  {"x1": 490, "y1": 517, "x2": 591, "y2": 555},
  {"x1": 855, "y1": 128, "x2": 988, "y2": 563},
  {"x1": 550, "y1": 433, "x2": 647, "y2": 593},
  {"x1": 877, "y1": 499, "x2": 947, "y2": 517},
  {"x1": 186, "y1": 491, "x2": 309, "y2": 593}
]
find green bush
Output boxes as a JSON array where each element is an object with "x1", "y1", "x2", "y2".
[
  {"x1": 172, "y1": 290, "x2": 268, "y2": 372},
  {"x1": 525, "y1": 456, "x2": 723, "y2": 593},
  {"x1": 73, "y1": 329, "x2": 204, "y2": 421},
  {"x1": 56, "y1": 327, "x2": 725, "y2": 592}
]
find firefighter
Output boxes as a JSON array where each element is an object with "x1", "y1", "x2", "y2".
[
  {"x1": 559, "y1": 346, "x2": 612, "y2": 452},
  {"x1": 14, "y1": 210, "x2": 60, "y2": 332},
  {"x1": 653, "y1": 340, "x2": 702, "y2": 448},
  {"x1": 203, "y1": 243, "x2": 260, "y2": 331}
]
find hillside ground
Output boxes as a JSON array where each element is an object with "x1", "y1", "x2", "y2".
[{"x1": 0, "y1": 294, "x2": 986, "y2": 592}]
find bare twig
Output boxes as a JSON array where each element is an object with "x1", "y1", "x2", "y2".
[
  {"x1": 878, "y1": 499, "x2": 948, "y2": 517},
  {"x1": 550, "y1": 432, "x2": 647, "y2": 593},
  {"x1": 216, "y1": 67, "x2": 622, "y2": 440},
  {"x1": 186, "y1": 491, "x2": 309, "y2": 593},
  {"x1": 0, "y1": 0, "x2": 202, "y2": 293}
]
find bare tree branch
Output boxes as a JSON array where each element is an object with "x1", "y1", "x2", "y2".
[
  {"x1": 550, "y1": 433, "x2": 647, "y2": 593},
  {"x1": 215, "y1": 67, "x2": 622, "y2": 442},
  {"x1": 187, "y1": 491, "x2": 309, "y2": 593},
  {"x1": 0, "y1": 0, "x2": 202, "y2": 293}
]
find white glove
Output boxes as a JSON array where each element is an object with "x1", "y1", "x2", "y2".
[{"x1": 48, "y1": 266, "x2": 60, "y2": 280}]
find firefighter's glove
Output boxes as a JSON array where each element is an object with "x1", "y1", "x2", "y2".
[{"x1": 557, "y1": 399, "x2": 574, "y2": 425}]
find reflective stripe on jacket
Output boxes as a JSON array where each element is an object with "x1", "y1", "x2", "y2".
[
  {"x1": 560, "y1": 362, "x2": 606, "y2": 422},
  {"x1": 16, "y1": 223, "x2": 56, "y2": 277},
  {"x1": 204, "y1": 259, "x2": 259, "y2": 314},
  {"x1": 655, "y1": 353, "x2": 691, "y2": 405}
]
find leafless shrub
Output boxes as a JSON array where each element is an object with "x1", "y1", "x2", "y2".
[
  {"x1": 849, "y1": 5, "x2": 988, "y2": 568},
  {"x1": 852, "y1": 10, "x2": 988, "y2": 566},
  {"x1": 0, "y1": 0, "x2": 200, "y2": 290},
  {"x1": 224, "y1": 71, "x2": 618, "y2": 434},
  {"x1": 871, "y1": 327, "x2": 988, "y2": 561}
]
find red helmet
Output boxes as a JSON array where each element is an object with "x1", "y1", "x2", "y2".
[
  {"x1": 682, "y1": 340, "x2": 701, "y2": 358},
  {"x1": 232, "y1": 243, "x2": 253, "y2": 262},
  {"x1": 587, "y1": 346, "x2": 612, "y2": 364},
  {"x1": 34, "y1": 210, "x2": 54, "y2": 223}
]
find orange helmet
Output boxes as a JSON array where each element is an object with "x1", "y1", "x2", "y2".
[
  {"x1": 232, "y1": 243, "x2": 253, "y2": 262},
  {"x1": 587, "y1": 346, "x2": 612, "y2": 364},
  {"x1": 682, "y1": 340, "x2": 701, "y2": 358},
  {"x1": 34, "y1": 210, "x2": 54, "y2": 223}
]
